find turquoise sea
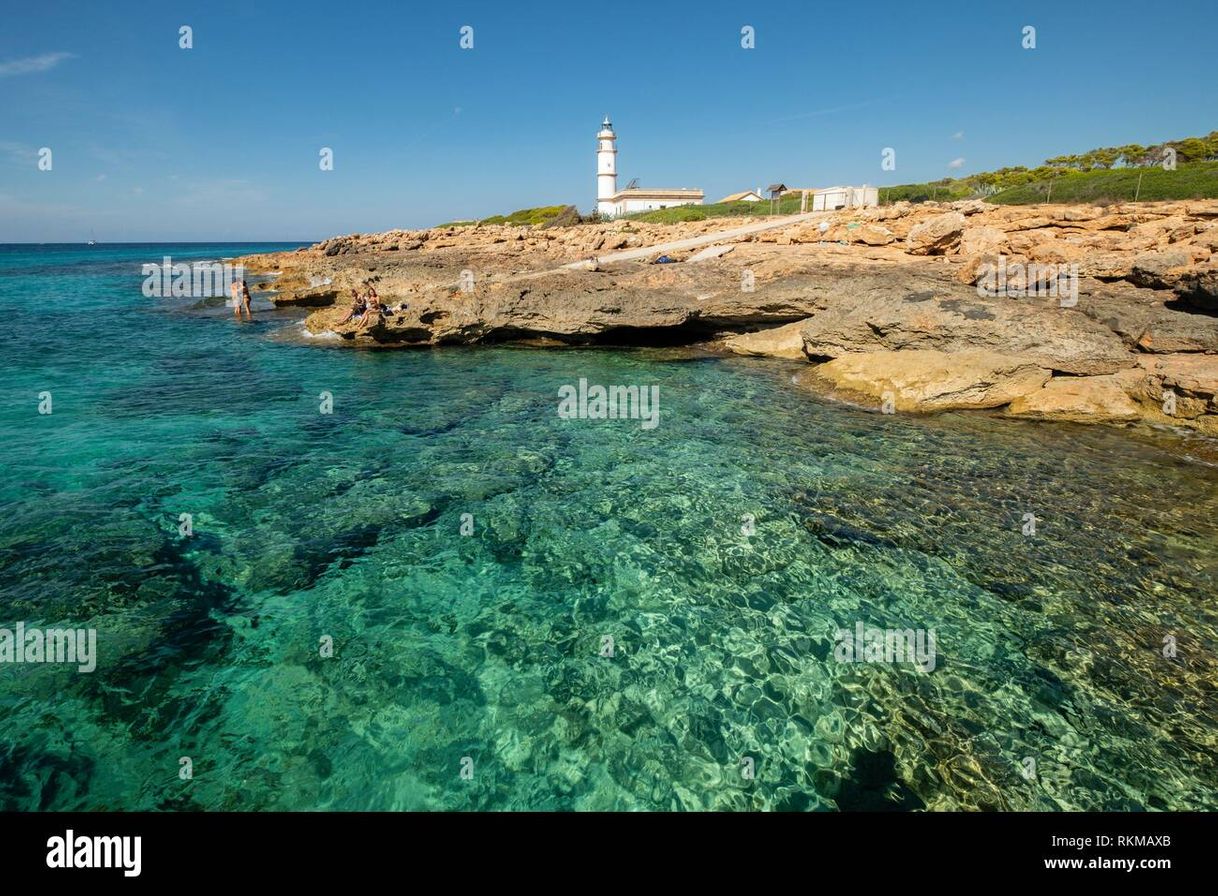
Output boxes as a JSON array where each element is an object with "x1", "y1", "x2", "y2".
[{"x1": 1, "y1": 243, "x2": 1215, "y2": 811}]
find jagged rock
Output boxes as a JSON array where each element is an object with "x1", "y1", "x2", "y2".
[
  {"x1": 1056, "y1": 207, "x2": 1103, "y2": 222},
  {"x1": 1135, "y1": 313, "x2": 1218, "y2": 353}
]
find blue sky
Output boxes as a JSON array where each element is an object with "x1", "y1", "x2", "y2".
[{"x1": 1, "y1": 0, "x2": 1215, "y2": 242}]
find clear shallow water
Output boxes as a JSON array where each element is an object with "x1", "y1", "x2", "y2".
[{"x1": 0, "y1": 243, "x2": 1215, "y2": 811}]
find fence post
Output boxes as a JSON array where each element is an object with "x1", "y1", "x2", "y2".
[{"x1": 1134, "y1": 171, "x2": 1143, "y2": 202}]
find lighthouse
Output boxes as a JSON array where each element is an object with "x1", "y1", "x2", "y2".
[
  {"x1": 593, "y1": 116, "x2": 703, "y2": 217},
  {"x1": 596, "y1": 116, "x2": 617, "y2": 216}
]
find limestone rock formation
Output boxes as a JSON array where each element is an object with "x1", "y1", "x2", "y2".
[
  {"x1": 798, "y1": 282, "x2": 1133, "y2": 374},
  {"x1": 797, "y1": 350, "x2": 1051, "y2": 411},
  {"x1": 233, "y1": 197, "x2": 1218, "y2": 433}
]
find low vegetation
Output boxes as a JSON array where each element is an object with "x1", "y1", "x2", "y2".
[
  {"x1": 882, "y1": 132, "x2": 1218, "y2": 205},
  {"x1": 990, "y1": 161, "x2": 1218, "y2": 204},
  {"x1": 437, "y1": 205, "x2": 580, "y2": 228}
]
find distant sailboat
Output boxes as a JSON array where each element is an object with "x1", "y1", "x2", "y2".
[{"x1": 87, "y1": 229, "x2": 96, "y2": 246}]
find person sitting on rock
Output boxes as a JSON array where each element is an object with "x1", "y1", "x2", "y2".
[
  {"x1": 357, "y1": 289, "x2": 384, "y2": 326},
  {"x1": 337, "y1": 288, "x2": 366, "y2": 325}
]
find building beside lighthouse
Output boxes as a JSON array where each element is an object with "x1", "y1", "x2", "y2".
[{"x1": 595, "y1": 117, "x2": 703, "y2": 217}]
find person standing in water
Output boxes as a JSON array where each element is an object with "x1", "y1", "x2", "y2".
[{"x1": 230, "y1": 278, "x2": 252, "y2": 320}]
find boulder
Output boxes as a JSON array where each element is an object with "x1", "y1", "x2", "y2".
[
  {"x1": 272, "y1": 286, "x2": 341, "y2": 307},
  {"x1": 951, "y1": 199, "x2": 990, "y2": 216},
  {"x1": 1127, "y1": 250, "x2": 1195, "y2": 290},
  {"x1": 722, "y1": 319, "x2": 811, "y2": 360},
  {"x1": 853, "y1": 224, "x2": 896, "y2": 246},
  {"x1": 958, "y1": 225, "x2": 1008, "y2": 258},
  {"x1": 906, "y1": 211, "x2": 966, "y2": 255},
  {"x1": 1024, "y1": 239, "x2": 1088, "y2": 265}
]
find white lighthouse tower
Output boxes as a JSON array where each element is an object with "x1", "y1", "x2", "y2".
[{"x1": 596, "y1": 116, "x2": 617, "y2": 216}]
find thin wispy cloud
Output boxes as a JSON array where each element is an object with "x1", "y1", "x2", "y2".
[
  {"x1": 0, "y1": 140, "x2": 36, "y2": 165},
  {"x1": 0, "y1": 51, "x2": 74, "y2": 77},
  {"x1": 771, "y1": 97, "x2": 894, "y2": 124},
  {"x1": 948, "y1": 157, "x2": 965, "y2": 169},
  {"x1": 951, "y1": 131, "x2": 965, "y2": 140}
]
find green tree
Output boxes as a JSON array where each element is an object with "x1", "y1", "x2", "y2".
[
  {"x1": 1116, "y1": 144, "x2": 1147, "y2": 167},
  {"x1": 1171, "y1": 138, "x2": 1210, "y2": 162}
]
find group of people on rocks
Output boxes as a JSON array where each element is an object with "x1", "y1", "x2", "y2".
[
  {"x1": 229, "y1": 276, "x2": 405, "y2": 328},
  {"x1": 338, "y1": 281, "x2": 406, "y2": 328}
]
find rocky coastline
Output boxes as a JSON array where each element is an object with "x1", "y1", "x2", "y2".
[{"x1": 236, "y1": 199, "x2": 1218, "y2": 434}]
